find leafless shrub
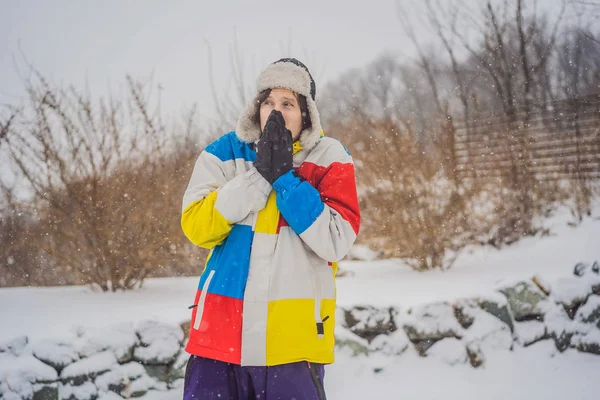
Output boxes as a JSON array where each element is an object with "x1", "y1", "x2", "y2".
[
  {"x1": 1, "y1": 71, "x2": 209, "y2": 290},
  {"x1": 330, "y1": 117, "x2": 494, "y2": 270}
]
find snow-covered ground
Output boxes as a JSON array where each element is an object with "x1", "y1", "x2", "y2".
[
  {"x1": 1, "y1": 204, "x2": 600, "y2": 399},
  {"x1": 338, "y1": 207, "x2": 600, "y2": 308},
  {"x1": 327, "y1": 342, "x2": 600, "y2": 400}
]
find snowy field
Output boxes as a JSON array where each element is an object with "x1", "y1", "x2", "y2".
[{"x1": 1, "y1": 204, "x2": 600, "y2": 399}]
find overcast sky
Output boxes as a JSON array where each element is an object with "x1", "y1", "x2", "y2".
[
  {"x1": 1, "y1": 0, "x2": 425, "y2": 119},
  {"x1": 1, "y1": 0, "x2": 575, "y2": 119}
]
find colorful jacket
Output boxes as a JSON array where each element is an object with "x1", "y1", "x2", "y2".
[{"x1": 181, "y1": 131, "x2": 360, "y2": 366}]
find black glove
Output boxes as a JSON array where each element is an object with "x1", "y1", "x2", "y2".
[
  {"x1": 254, "y1": 124, "x2": 273, "y2": 184},
  {"x1": 254, "y1": 110, "x2": 293, "y2": 184},
  {"x1": 268, "y1": 111, "x2": 294, "y2": 183}
]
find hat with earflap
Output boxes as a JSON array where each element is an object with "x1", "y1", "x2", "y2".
[{"x1": 236, "y1": 58, "x2": 323, "y2": 151}]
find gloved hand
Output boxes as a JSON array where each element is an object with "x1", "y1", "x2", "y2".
[
  {"x1": 254, "y1": 122, "x2": 273, "y2": 184},
  {"x1": 254, "y1": 110, "x2": 293, "y2": 184},
  {"x1": 268, "y1": 111, "x2": 294, "y2": 183}
]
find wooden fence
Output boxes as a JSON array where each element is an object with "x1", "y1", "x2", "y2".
[{"x1": 453, "y1": 94, "x2": 600, "y2": 181}]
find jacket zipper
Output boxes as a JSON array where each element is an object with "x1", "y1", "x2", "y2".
[{"x1": 193, "y1": 269, "x2": 215, "y2": 330}]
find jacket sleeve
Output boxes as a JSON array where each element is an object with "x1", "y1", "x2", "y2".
[
  {"x1": 181, "y1": 149, "x2": 271, "y2": 249},
  {"x1": 272, "y1": 146, "x2": 361, "y2": 262}
]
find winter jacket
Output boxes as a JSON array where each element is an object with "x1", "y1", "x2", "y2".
[{"x1": 181, "y1": 130, "x2": 360, "y2": 366}]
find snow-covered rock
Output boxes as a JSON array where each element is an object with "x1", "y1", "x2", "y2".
[
  {"x1": 94, "y1": 362, "x2": 145, "y2": 392},
  {"x1": 133, "y1": 321, "x2": 183, "y2": 365},
  {"x1": 549, "y1": 276, "x2": 594, "y2": 319},
  {"x1": 573, "y1": 262, "x2": 589, "y2": 277},
  {"x1": 451, "y1": 299, "x2": 476, "y2": 329},
  {"x1": 401, "y1": 302, "x2": 463, "y2": 340},
  {"x1": 476, "y1": 293, "x2": 514, "y2": 332},
  {"x1": 542, "y1": 302, "x2": 594, "y2": 352},
  {"x1": 513, "y1": 320, "x2": 548, "y2": 346},
  {"x1": 462, "y1": 307, "x2": 513, "y2": 353},
  {"x1": 0, "y1": 336, "x2": 29, "y2": 357},
  {"x1": 465, "y1": 342, "x2": 485, "y2": 368},
  {"x1": 169, "y1": 351, "x2": 191, "y2": 382},
  {"x1": 60, "y1": 351, "x2": 117, "y2": 385},
  {"x1": 401, "y1": 302, "x2": 464, "y2": 355},
  {"x1": 32, "y1": 339, "x2": 80, "y2": 373},
  {"x1": 576, "y1": 295, "x2": 600, "y2": 326},
  {"x1": 576, "y1": 328, "x2": 600, "y2": 355},
  {"x1": 59, "y1": 381, "x2": 97, "y2": 400},
  {"x1": 552, "y1": 276, "x2": 594, "y2": 305},
  {"x1": 95, "y1": 361, "x2": 165, "y2": 398},
  {"x1": 426, "y1": 338, "x2": 468, "y2": 365},
  {"x1": 1, "y1": 383, "x2": 59, "y2": 400},
  {"x1": 128, "y1": 373, "x2": 167, "y2": 397},
  {"x1": 73, "y1": 323, "x2": 138, "y2": 363},
  {"x1": 499, "y1": 281, "x2": 546, "y2": 322},
  {"x1": 572, "y1": 262, "x2": 600, "y2": 298},
  {"x1": 0, "y1": 353, "x2": 58, "y2": 400},
  {"x1": 573, "y1": 261, "x2": 600, "y2": 277},
  {"x1": 335, "y1": 326, "x2": 370, "y2": 357},
  {"x1": 140, "y1": 365, "x2": 170, "y2": 385},
  {"x1": 368, "y1": 330, "x2": 410, "y2": 356},
  {"x1": 96, "y1": 392, "x2": 124, "y2": 400},
  {"x1": 341, "y1": 305, "x2": 398, "y2": 342}
]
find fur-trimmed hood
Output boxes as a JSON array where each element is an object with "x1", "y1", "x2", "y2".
[{"x1": 235, "y1": 58, "x2": 323, "y2": 152}]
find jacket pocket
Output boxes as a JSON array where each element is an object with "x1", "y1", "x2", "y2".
[
  {"x1": 307, "y1": 250, "x2": 332, "y2": 338},
  {"x1": 192, "y1": 269, "x2": 216, "y2": 330}
]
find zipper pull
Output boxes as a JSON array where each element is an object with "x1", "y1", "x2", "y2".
[{"x1": 316, "y1": 316, "x2": 329, "y2": 337}]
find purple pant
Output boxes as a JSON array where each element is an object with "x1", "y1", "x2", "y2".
[{"x1": 183, "y1": 355, "x2": 327, "y2": 400}]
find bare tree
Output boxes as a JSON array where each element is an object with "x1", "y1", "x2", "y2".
[
  {"x1": 445, "y1": 1, "x2": 565, "y2": 237},
  {"x1": 319, "y1": 67, "x2": 373, "y2": 127},
  {"x1": 555, "y1": 29, "x2": 600, "y2": 221},
  {"x1": 204, "y1": 35, "x2": 255, "y2": 134},
  {"x1": 397, "y1": 2, "x2": 444, "y2": 116},
  {"x1": 556, "y1": 29, "x2": 600, "y2": 98},
  {"x1": 570, "y1": 0, "x2": 600, "y2": 15},
  {"x1": 363, "y1": 53, "x2": 401, "y2": 121},
  {"x1": 423, "y1": 0, "x2": 472, "y2": 123}
]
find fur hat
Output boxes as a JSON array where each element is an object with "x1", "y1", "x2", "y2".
[{"x1": 236, "y1": 58, "x2": 323, "y2": 151}]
